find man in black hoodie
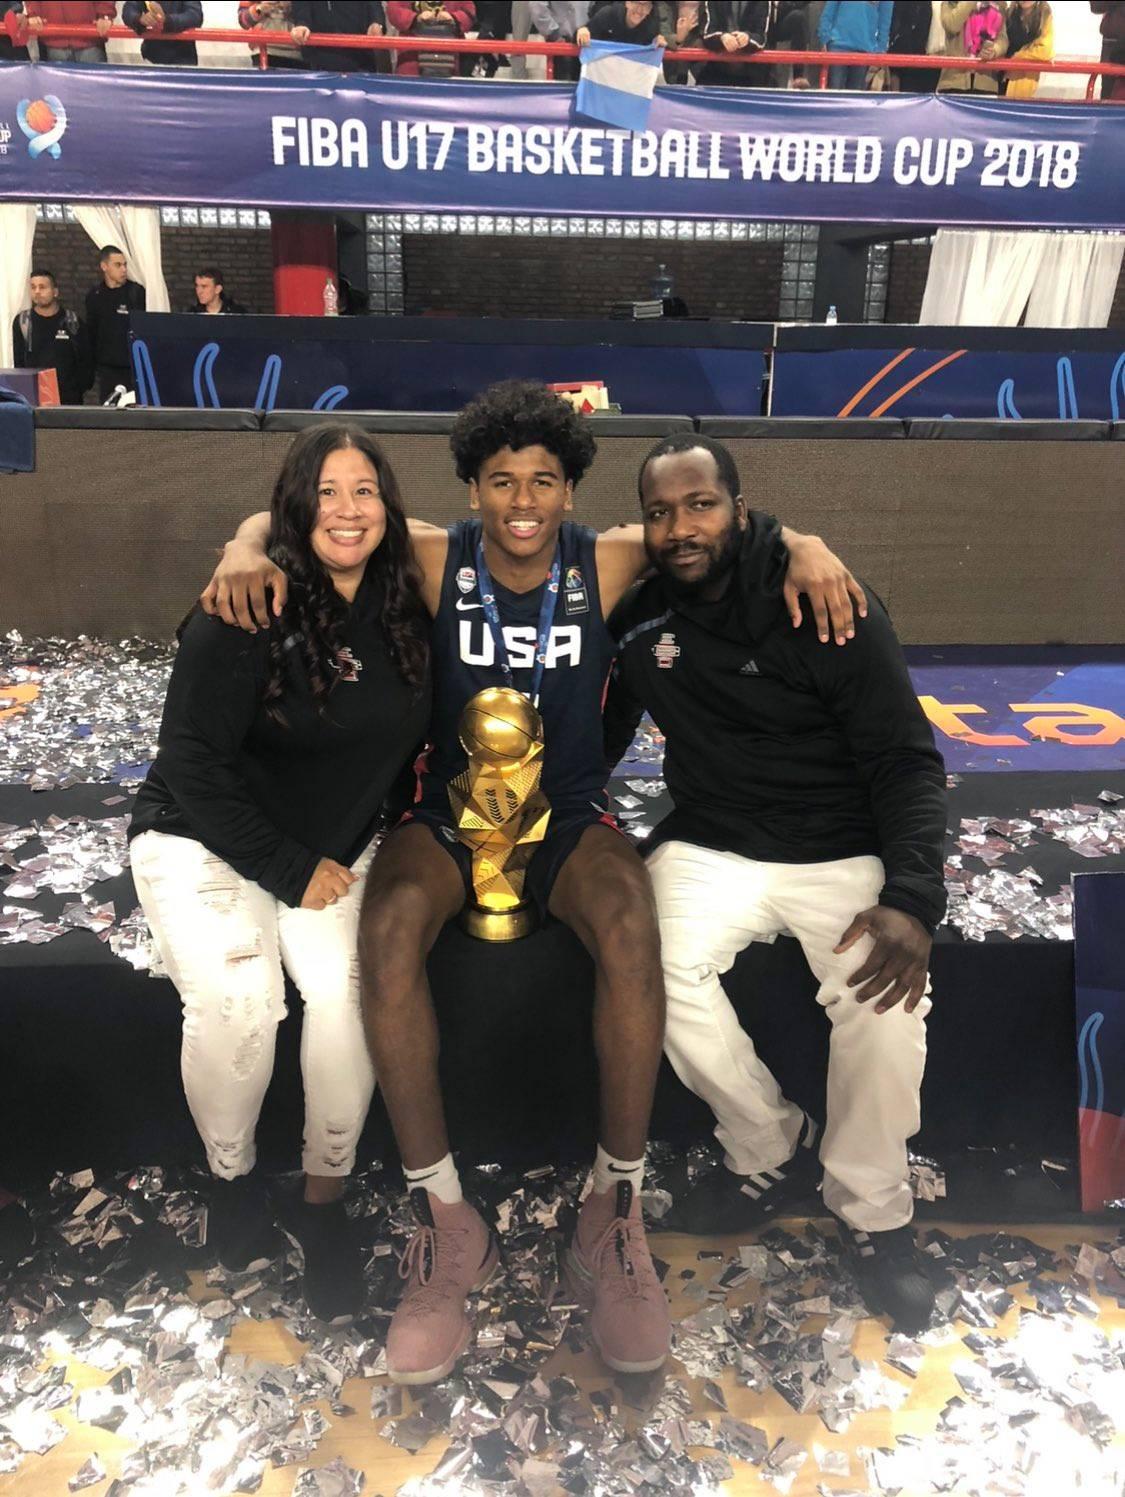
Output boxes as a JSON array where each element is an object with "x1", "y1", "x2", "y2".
[
  {"x1": 84, "y1": 245, "x2": 146, "y2": 402},
  {"x1": 605, "y1": 434, "x2": 946, "y2": 1334}
]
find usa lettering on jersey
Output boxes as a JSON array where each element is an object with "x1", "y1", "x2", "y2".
[{"x1": 459, "y1": 621, "x2": 582, "y2": 670}]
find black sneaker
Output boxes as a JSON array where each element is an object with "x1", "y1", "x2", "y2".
[
  {"x1": 282, "y1": 1199, "x2": 366, "y2": 1325},
  {"x1": 835, "y1": 1220, "x2": 936, "y2": 1335},
  {"x1": 208, "y1": 1174, "x2": 281, "y2": 1273},
  {"x1": 668, "y1": 1116, "x2": 821, "y2": 1234}
]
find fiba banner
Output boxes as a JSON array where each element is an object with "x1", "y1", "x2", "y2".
[{"x1": 1, "y1": 64, "x2": 1124, "y2": 229}]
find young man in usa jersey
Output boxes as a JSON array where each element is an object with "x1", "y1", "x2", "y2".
[{"x1": 203, "y1": 382, "x2": 865, "y2": 1382}]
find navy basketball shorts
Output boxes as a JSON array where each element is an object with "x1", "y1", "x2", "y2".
[{"x1": 398, "y1": 792, "x2": 621, "y2": 919}]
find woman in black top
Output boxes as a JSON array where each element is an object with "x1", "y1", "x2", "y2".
[{"x1": 130, "y1": 424, "x2": 430, "y2": 1322}]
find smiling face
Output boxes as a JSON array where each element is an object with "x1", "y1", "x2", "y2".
[
  {"x1": 626, "y1": 0, "x2": 653, "y2": 24},
  {"x1": 470, "y1": 444, "x2": 574, "y2": 573},
  {"x1": 640, "y1": 447, "x2": 746, "y2": 599},
  {"x1": 309, "y1": 444, "x2": 387, "y2": 596},
  {"x1": 194, "y1": 274, "x2": 221, "y2": 310}
]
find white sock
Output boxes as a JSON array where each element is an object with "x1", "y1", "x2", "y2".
[
  {"x1": 590, "y1": 1144, "x2": 645, "y2": 1197},
  {"x1": 403, "y1": 1152, "x2": 462, "y2": 1206}
]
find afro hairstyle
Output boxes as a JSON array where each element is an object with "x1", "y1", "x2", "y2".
[{"x1": 450, "y1": 380, "x2": 597, "y2": 487}]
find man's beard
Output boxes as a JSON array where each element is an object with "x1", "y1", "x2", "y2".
[{"x1": 653, "y1": 523, "x2": 742, "y2": 602}]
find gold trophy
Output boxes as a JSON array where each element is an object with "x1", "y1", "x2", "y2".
[{"x1": 447, "y1": 686, "x2": 552, "y2": 941}]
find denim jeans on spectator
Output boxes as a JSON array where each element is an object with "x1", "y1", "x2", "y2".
[
  {"x1": 828, "y1": 62, "x2": 869, "y2": 89},
  {"x1": 43, "y1": 45, "x2": 106, "y2": 62}
]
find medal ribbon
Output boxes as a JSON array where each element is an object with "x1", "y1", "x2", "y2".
[{"x1": 474, "y1": 536, "x2": 560, "y2": 709}]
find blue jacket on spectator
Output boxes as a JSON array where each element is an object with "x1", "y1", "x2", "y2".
[
  {"x1": 819, "y1": 0, "x2": 892, "y2": 53},
  {"x1": 122, "y1": 1, "x2": 203, "y2": 65}
]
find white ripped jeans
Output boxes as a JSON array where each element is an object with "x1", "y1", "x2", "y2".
[
  {"x1": 130, "y1": 831, "x2": 377, "y2": 1182},
  {"x1": 647, "y1": 842, "x2": 932, "y2": 1232}
]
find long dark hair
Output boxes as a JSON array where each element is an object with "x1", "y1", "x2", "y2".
[
  {"x1": 1009, "y1": 0, "x2": 1049, "y2": 50},
  {"x1": 263, "y1": 423, "x2": 429, "y2": 721}
]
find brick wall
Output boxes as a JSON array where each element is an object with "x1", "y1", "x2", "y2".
[
  {"x1": 885, "y1": 242, "x2": 932, "y2": 324},
  {"x1": 401, "y1": 236, "x2": 786, "y2": 321},
  {"x1": 1111, "y1": 262, "x2": 1125, "y2": 329},
  {"x1": 160, "y1": 227, "x2": 275, "y2": 315},
  {"x1": 31, "y1": 222, "x2": 274, "y2": 318},
  {"x1": 886, "y1": 239, "x2": 1125, "y2": 328}
]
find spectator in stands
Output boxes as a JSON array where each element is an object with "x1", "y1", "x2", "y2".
[
  {"x1": 699, "y1": 0, "x2": 768, "y2": 86},
  {"x1": 1091, "y1": 1, "x2": 1125, "y2": 100},
  {"x1": 889, "y1": 0, "x2": 942, "y2": 90},
  {"x1": 12, "y1": 268, "x2": 90, "y2": 406},
  {"x1": 290, "y1": 0, "x2": 388, "y2": 72},
  {"x1": 238, "y1": 0, "x2": 302, "y2": 68},
  {"x1": 1002, "y1": 0, "x2": 1051, "y2": 97},
  {"x1": 819, "y1": 0, "x2": 892, "y2": 89},
  {"x1": 22, "y1": 1, "x2": 114, "y2": 62},
  {"x1": 936, "y1": 1, "x2": 1006, "y2": 93},
  {"x1": 190, "y1": 267, "x2": 248, "y2": 316},
  {"x1": 122, "y1": 1, "x2": 202, "y2": 64},
  {"x1": 765, "y1": 2, "x2": 814, "y2": 88},
  {"x1": 528, "y1": 1, "x2": 589, "y2": 80},
  {"x1": 470, "y1": 0, "x2": 510, "y2": 76},
  {"x1": 661, "y1": 1, "x2": 702, "y2": 83},
  {"x1": 578, "y1": 1, "x2": 667, "y2": 47},
  {"x1": 0, "y1": 3, "x2": 32, "y2": 62},
  {"x1": 84, "y1": 244, "x2": 146, "y2": 402},
  {"x1": 129, "y1": 424, "x2": 431, "y2": 1325},
  {"x1": 386, "y1": 0, "x2": 475, "y2": 76}
]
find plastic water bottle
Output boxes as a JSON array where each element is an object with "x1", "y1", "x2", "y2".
[
  {"x1": 323, "y1": 277, "x2": 339, "y2": 317},
  {"x1": 826, "y1": 304, "x2": 838, "y2": 325},
  {"x1": 651, "y1": 262, "x2": 674, "y2": 301}
]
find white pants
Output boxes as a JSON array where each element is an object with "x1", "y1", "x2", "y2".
[
  {"x1": 131, "y1": 831, "x2": 377, "y2": 1181},
  {"x1": 647, "y1": 841, "x2": 931, "y2": 1231}
]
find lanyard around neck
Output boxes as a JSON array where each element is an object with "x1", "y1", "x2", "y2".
[{"x1": 474, "y1": 535, "x2": 561, "y2": 709}]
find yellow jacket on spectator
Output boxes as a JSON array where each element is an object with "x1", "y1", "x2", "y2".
[
  {"x1": 1005, "y1": 2, "x2": 1054, "y2": 99},
  {"x1": 937, "y1": 0, "x2": 1009, "y2": 93}
]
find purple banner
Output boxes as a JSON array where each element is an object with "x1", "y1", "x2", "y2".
[{"x1": 1, "y1": 64, "x2": 1123, "y2": 227}]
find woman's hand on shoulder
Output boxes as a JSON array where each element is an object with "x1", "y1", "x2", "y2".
[{"x1": 201, "y1": 542, "x2": 290, "y2": 633}]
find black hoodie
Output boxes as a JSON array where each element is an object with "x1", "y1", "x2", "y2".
[{"x1": 604, "y1": 512, "x2": 948, "y2": 933}]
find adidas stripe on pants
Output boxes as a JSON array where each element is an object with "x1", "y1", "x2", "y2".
[{"x1": 647, "y1": 841, "x2": 931, "y2": 1233}]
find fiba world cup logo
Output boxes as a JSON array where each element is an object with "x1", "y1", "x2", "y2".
[{"x1": 17, "y1": 95, "x2": 67, "y2": 160}]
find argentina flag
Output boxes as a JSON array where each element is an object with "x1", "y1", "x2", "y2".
[{"x1": 575, "y1": 40, "x2": 664, "y2": 133}]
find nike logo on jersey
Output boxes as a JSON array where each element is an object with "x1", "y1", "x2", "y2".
[
  {"x1": 455, "y1": 598, "x2": 482, "y2": 612},
  {"x1": 459, "y1": 620, "x2": 583, "y2": 670}
]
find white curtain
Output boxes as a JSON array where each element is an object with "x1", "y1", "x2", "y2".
[
  {"x1": 920, "y1": 227, "x2": 1124, "y2": 328},
  {"x1": 0, "y1": 204, "x2": 38, "y2": 370},
  {"x1": 1025, "y1": 234, "x2": 1125, "y2": 328},
  {"x1": 73, "y1": 203, "x2": 170, "y2": 312},
  {"x1": 72, "y1": 203, "x2": 125, "y2": 260},
  {"x1": 118, "y1": 205, "x2": 170, "y2": 313}
]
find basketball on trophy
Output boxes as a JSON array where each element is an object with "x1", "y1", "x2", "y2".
[{"x1": 458, "y1": 686, "x2": 543, "y2": 767}]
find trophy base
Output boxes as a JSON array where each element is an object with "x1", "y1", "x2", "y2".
[{"x1": 460, "y1": 904, "x2": 538, "y2": 943}]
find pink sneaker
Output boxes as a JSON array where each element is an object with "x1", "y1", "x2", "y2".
[
  {"x1": 566, "y1": 1181, "x2": 671, "y2": 1374},
  {"x1": 387, "y1": 1189, "x2": 499, "y2": 1385}
]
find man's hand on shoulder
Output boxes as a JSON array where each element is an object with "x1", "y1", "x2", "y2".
[
  {"x1": 782, "y1": 530, "x2": 867, "y2": 647},
  {"x1": 834, "y1": 905, "x2": 931, "y2": 1013},
  {"x1": 201, "y1": 541, "x2": 289, "y2": 633},
  {"x1": 595, "y1": 525, "x2": 649, "y2": 617}
]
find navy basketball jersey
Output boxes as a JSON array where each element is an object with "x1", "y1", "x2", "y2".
[{"x1": 420, "y1": 519, "x2": 616, "y2": 809}]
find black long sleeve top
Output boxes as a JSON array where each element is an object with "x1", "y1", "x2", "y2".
[
  {"x1": 129, "y1": 568, "x2": 431, "y2": 907},
  {"x1": 605, "y1": 514, "x2": 948, "y2": 933},
  {"x1": 84, "y1": 280, "x2": 146, "y2": 371}
]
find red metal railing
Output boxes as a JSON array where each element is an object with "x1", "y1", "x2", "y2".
[{"x1": 10, "y1": 22, "x2": 1125, "y2": 99}]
